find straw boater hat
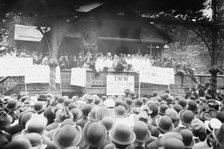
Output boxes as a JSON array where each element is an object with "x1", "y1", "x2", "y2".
[
  {"x1": 96, "y1": 107, "x2": 111, "y2": 121},
  {"x1": 165, "y1": 108, "x2": 179, "y2": 122},
  {"x1": 204, "y1": 118, "x2": 222, "y2": 132},
  {"x1": 104, "y1": 98, "x2": 115, "y2": 108},
  {"x1": 158, "y1": 132, "x2": 184, "y2": 148},
  {"x1": 88, "y1": 108, "x2": 98, "y2": 122},
  {"x1": 24, "y1": 114, "x2": 48, "y2": 135}
]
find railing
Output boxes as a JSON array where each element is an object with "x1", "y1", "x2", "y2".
[{"x1": 0, "y1": 76, "x2": 24, "y2": 95}]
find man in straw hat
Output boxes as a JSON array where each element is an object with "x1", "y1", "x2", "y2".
[{"x1": 193, "y1": 122, "x2": 224, "y2": 149}]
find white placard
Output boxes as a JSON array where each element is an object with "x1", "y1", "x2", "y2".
[
  {"x1": 163, "y1": 68, "x2": 175, "y2": 84},
  {"x1": 70, "y1": 68, "x2": 86, "y2": 87},
  {"x1": 14, "y1": 24, "x2": 50, "y2": 42},
  {"x1": 25, "y1": 65, "x2": 61, "y2": 83},
  {"x1": 139, "y1": 66, "x2": 175, "y2": 85},
  {"x1": 0, "y1": 58, "x2": 33, "y2": 76},
  {"x1": 106, "y1": 74, "x2": 134, "y2": 95}
]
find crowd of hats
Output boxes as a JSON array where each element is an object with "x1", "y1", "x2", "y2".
[{"x1": 0, "y1": 88, "x2": 224, "y2": 149}]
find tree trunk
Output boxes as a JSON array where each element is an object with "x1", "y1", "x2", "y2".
[
  {"x1": 208, "y1": 66, "x2": 219, "y2": 98},
  {"x1": 207, "y1": 0, "x2": 220, "y2": 98},
  {"x1": 48, "y1": 21, "x2": 70, "y2": 94},
  {"x1": 208, "y1": 25, "x2": 219, "y2": 98},
  {"x1": 49, "y1": 64, "x2": 57, "y2": 94}
]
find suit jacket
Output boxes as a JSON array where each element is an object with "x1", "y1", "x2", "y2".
[{"x1": 193, "y1": 139, "x2": 212, "y2": 149}]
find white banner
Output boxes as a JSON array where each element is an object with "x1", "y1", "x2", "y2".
[
  {"x1": 14, "y1": 24, "x2": 50, "y2": 42},
  {"x1": 25, "y1": 65, "x2": 61, "y2": 84},
  {"x1": 106, "y1": 74, "x2": 134, "y2": 95},
  {"x1": 139, "y1": 66, "x2": 175, "y2": 85},
  {"x1": 0, "y1": 58, "x2": 33, "y2": 76},
  {"x1": 70, "y1": 68, "x2": 86, "y2": 87}
]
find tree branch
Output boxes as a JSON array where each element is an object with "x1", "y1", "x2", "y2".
[{"x1": 36, "y1": 26, "x2": 52, "y2": 51}]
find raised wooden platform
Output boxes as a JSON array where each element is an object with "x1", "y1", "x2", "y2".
[{"x1": 1, "y1": 69, "x2": 224, "y2": 97}]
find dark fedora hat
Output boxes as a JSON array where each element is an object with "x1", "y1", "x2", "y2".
[
  {"x1": 147, "y1": 102, "x2": 159, "y2": 118},
  {"x1": 198, "y1": 111, "x2": 212, "y2": 122},
  {"x1": 114, "y1": 105, "x2": 127, "y2": 117},
  {"x1": 18, "y1": 110, "x2": 35, "y2": 129},
  {"x1": 55, "y1": 107, "x2": 74, "y2": 122},
  {"x1": 216, "y1": 111, "x2": 224, "y2": 123},
  {"x1": 83, "y1": 121, "x2": 107, "y2": 147},
  {"x1": 101, "y1": 116, "x2": 114, "y2": 131},
  {"x1": 179, "y1": 129, "x2": 195, "y2": 148},
  {"x1": 70, "y1": 108, "x2": 82, "y2": 122},
  {"x1": 24, "y1": 132, "x2": 42, "y2": 147},
  {"x1": 53, "y1": 125, "x2": 82, "y2": 148},
  {"x1": 177, "y1": 98, "x2": 187, "y2": 108},
  {"x1": 81, "y1": 104, "x2": 92, "y2": 117},
  {"x1": 159, "y1": 104, "x2": 169, "y2": 116},
  {"x1": 5, "y1": 98, "x2": 18, "y2": 111},
  {"x1": 133, "y1": 121, "x2": 151, "y2": 143},
  {"x1": 109, "y1": 124, "x2": 136, "y2": 145},
  {"x1": 179, "y1": 110, "x2": 194, "y2": 126},
  {"x1": 0, "y1": 110, "x2": 13, "y2": 129},
  {"x1": 128, "y1": 91, "x2": 137, "y2": 99},
  {"x1": 33, "y1": 101, "x2": 45, "y2": 113},
  {"x1": 162, "y1": 137, "x2": 185, "y2": 149},
  {"x1": 156, "y1": 115, "x2": 174, "y2": 133},
  {"x1": 187, "y1": 100, "x2": 198, "y2": 113},
  {"x1": 190, "y1": 118, "x2": 206, "y2": 139},
  {"x1": 212, "y1": 123, "x2": 224, "y2": 146},
  {"x1": 6, "y1": 137, "x2": 32, "y2": 149}
]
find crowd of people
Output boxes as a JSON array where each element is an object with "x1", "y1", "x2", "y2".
[
  {"x1": 0, "y1": 82, "x2": 224, "y2": 149},
  {"x1": 0, "y1": 48, "x2": 195, "y2": 75}
]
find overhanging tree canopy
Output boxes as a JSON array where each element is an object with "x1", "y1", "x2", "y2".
[{"x1": 0, "y1": 0, "x2": 218, "y2": 94}]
